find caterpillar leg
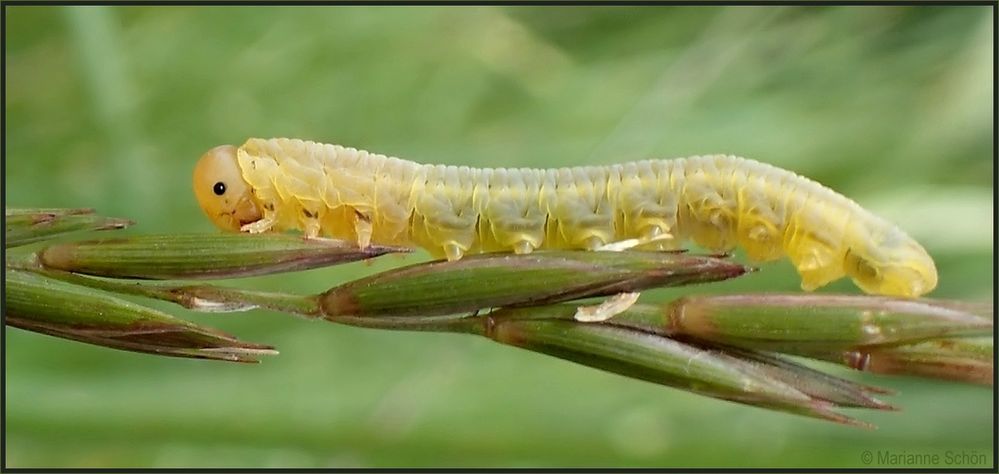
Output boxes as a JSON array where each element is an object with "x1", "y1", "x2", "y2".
[
  {"x1": 643, "y1": 225, "x2": 679, "y2": 247},
  {"x1": 740, "y1": 222, "x2": 783, "y2": 262},
  {"x1": 791, "y1": 243, "x2": 844, "y2": 291},
  {"x1": 513, "y1": 240, "x2": 535, "y2": 255},
  {"x1": 304, "y1": 223, "x2": 320, "y2": 238},
  {"x1": 582, "y1": 235, "x2": 607, "y2": 251},
  {"x1": 301, "y1": 209, "x2": 321, "y2": 239},
  {"x1": 240, "y1": 215, "x2": 276, "y2": 234},
  {"x1": 574, "y1": 292, "x2": 641, "y2": 322},
  {"x1": 354, "y1": 211, "x2": 373, "y2": 249},
  {"x1": 596, "y1": 238, "x2": 642, "y2": 252},
  {"x1": 443, "y1": 241, "x2": 466, "y2": 261},
  {"x1": 597, "y1": 227, "x2": 674, "y2": 252}
]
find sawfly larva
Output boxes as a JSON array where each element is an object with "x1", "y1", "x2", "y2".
[{"x1": 193, "y1": 138, "x2": 938, "y2": 297}]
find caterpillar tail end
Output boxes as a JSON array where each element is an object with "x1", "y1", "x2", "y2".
[
  {"x1": 843, "y1": 234, "x2": 939, "y2": 298},
  {"x1": 850, "y1": 261, "x2": 938, "y2": 298},
  {"x1": 790, "y1": 233, "x2": 937, "y2": 298}
]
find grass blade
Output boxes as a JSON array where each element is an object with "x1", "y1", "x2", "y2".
[
  {"x1": 665, "y1": 294, "x2": 992, "y2": 352},
  {"x1": 478, "y1": 313, "x2": 871, "y2": 427},
  {"x1": 5, "y1": 268, "x2": 276, "y2": 362},
  {"x1": 320, "y1": 250, "x2": 748, "y2": 319},
  {"x1": 26, "y1": 264, "x2": 321, "y2": 315},
  {"x1": 826, "y1": 337, "x2": 994, "y2": 386},
  {"x1": 6, "y1": 208, "x2": 132, "y2": 248},
  {"x1": 37, "y1": 233, "x2": 408, "y2": 279}
]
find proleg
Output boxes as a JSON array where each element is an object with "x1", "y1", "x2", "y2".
[{"x1": 192, "y1": 138, "x2": 938, "y2": 297}]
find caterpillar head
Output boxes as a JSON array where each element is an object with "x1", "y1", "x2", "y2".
[
  {"x1": 193, "y1": 145, "x2": 262, "y2": 231},
  {"x1": 844, "y1": 225, "x2": 938, "y2": 297}
]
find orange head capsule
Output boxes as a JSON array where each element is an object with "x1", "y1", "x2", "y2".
[{"x1": 193, "y1": 145, "x2": 262, "y2": 231}]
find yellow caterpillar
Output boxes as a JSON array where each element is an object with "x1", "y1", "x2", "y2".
[{"x1": 193, "y1": 138, "x2": 937, "y2": 297}]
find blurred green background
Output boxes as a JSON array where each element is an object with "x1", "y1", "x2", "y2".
[{"x1": 4, "y1": 5, "x2": 993, "y2": 468}]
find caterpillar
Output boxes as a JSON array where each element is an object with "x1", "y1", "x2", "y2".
[{"x1": 193, "y1": 138, "x2": 938, "y2": 297}]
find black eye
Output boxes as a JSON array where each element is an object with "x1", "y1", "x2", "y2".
[{"x1": 213, "y1": 182, "x2": 226, "y2": 196}]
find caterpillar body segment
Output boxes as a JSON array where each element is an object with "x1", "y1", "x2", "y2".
[{"x1": 193, "y1": 138, "x2": 938, "y2": 297}]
